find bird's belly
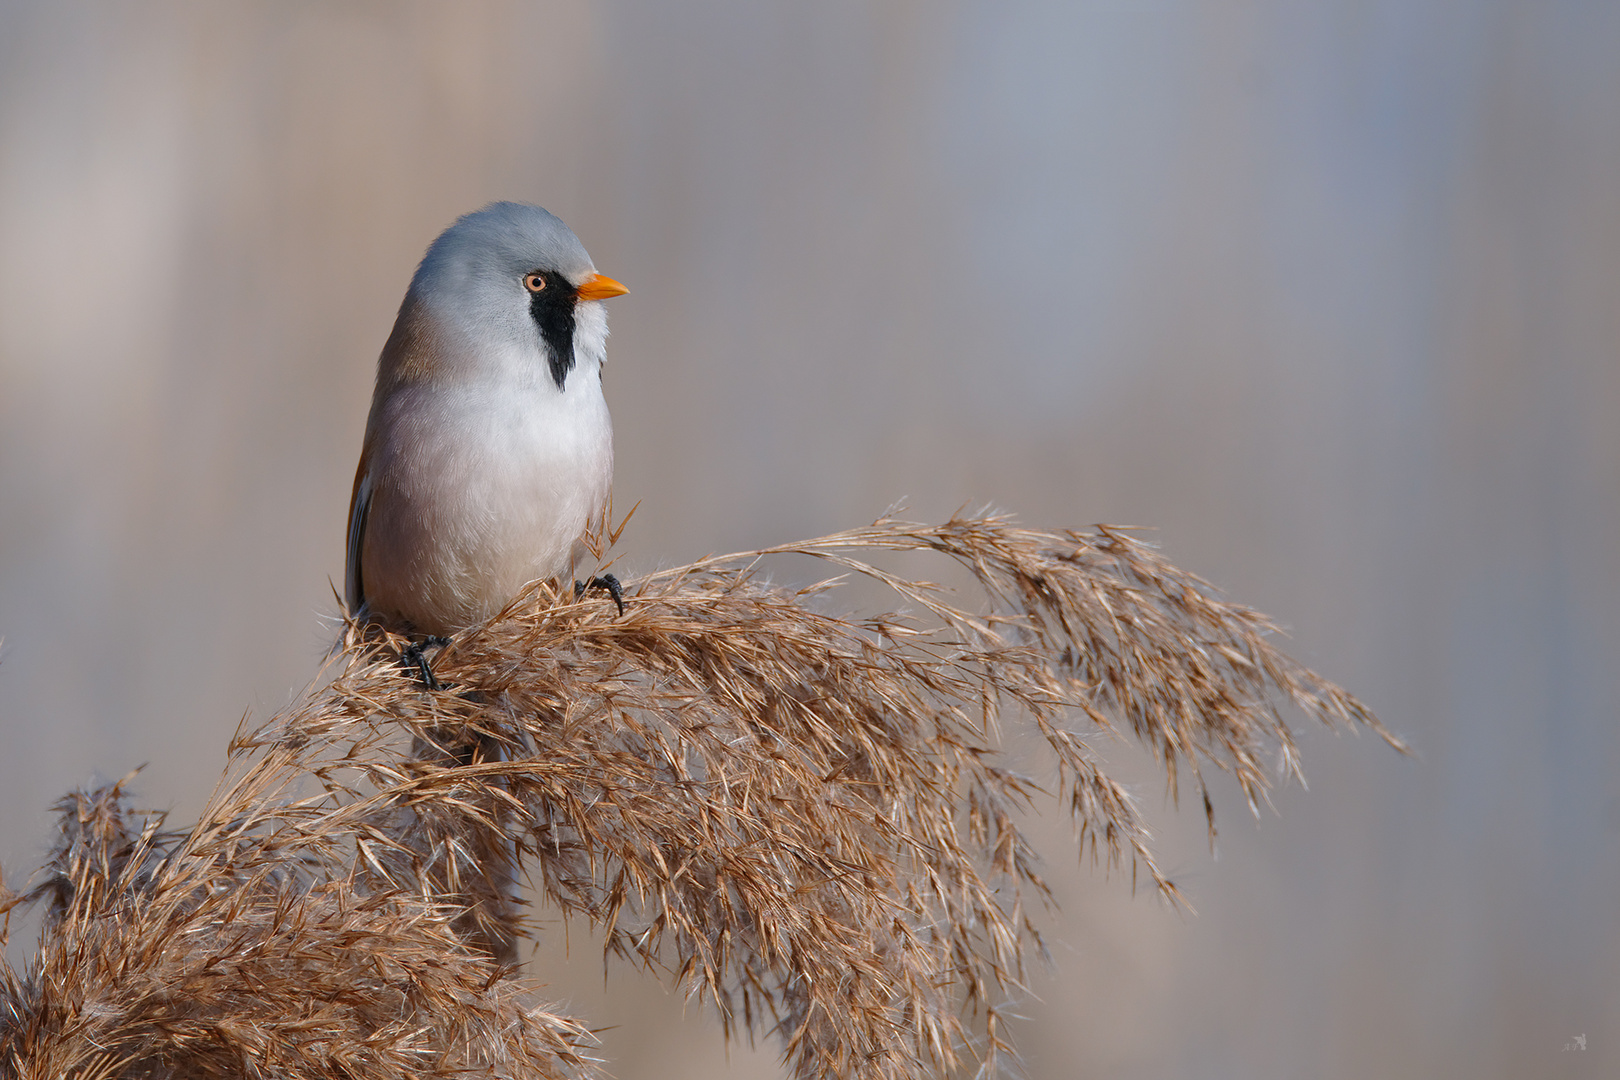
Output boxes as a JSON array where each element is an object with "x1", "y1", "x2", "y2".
[{"x1": 363, "y1": 383, "x2": 613, "y2": 632}]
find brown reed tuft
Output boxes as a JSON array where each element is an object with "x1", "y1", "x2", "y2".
[{"x1": 0, "y1": 511, "x2": 1400, "y2": 1079}]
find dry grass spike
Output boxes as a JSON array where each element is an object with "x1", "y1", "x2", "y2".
[{"x1": 0, "y1": 510, "x2": 1400, "y2": 1080}]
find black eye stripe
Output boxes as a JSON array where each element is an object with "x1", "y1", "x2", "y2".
[{"x1": 526, "y1": 270, "x2": 579, "y2": 389}]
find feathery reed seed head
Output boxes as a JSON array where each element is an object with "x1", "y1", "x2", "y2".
[{"x1": 0, "y1": 512, "x2": 1399, "y2": 1079}]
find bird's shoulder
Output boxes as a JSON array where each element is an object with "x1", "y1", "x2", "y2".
[{"x1": 374, "y1": 292, "x2": 449, "y2": 394}]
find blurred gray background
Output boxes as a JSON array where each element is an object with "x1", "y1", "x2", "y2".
[{"x1": 1, "y1": 2, "x2": 1615, "y2": 1077}]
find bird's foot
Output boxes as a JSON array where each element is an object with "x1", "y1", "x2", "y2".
[
  {"x1": 574, "y1": 573, "x2": 626, "y2": 616},
  {"x1": 401, "y1": 635, "x2": 452, "y2": 690}
]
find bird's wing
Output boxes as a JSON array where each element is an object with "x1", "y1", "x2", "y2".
[{"x1": 345, "y1": 449, "x2": 372, "y2": 616}]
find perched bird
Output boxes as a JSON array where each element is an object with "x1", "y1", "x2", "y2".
[{"x1": 346, "y1": 202, "x2": 629, "y2": 638}]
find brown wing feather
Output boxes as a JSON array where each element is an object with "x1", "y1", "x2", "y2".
[{"x1": 347, "y1": 292, "x2": 439, "y2": 620}]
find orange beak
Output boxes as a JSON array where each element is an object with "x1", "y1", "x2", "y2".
[{"x1": 576, "y1": 273, "x2": 629, "y2": 301}]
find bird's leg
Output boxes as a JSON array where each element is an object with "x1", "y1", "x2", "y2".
[
  {"x1": 401, "y1": 635, "x2": 452, "y2": 690},
  {"x1": 574, "y1": 573, "x2": 626, "y2": 616}
]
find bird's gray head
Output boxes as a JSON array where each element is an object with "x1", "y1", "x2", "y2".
[{"x1": 407, "y1": 202, "x2": 618, "y2": 389}]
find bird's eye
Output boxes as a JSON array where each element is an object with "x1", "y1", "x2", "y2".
[{"x1": 522, "y1": 273, "x2": 546, "y2": 293}]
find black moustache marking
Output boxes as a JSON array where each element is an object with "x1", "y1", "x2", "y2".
[{"x1": 527, "y1": 270, "x2": 579, "y2": 389}]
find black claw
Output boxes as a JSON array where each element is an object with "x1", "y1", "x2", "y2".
[
  {"x1": 574, "y1": 573, "x2": 626, "y2": 616},
  {"x1": 401, "y1": 635, "x2": 451, "y2": 690},
  {"x1": 597, "y1": 574, "x2": 626, "y2": 616}
]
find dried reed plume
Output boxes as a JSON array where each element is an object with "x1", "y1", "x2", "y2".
[{"x1": 0, "y1": 511, "x2": 1400, "y2": 1080}]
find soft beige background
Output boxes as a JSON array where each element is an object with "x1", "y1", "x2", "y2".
[{"x1": 1, "y1": 3, "x2": 1616, "y2": 1077}]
